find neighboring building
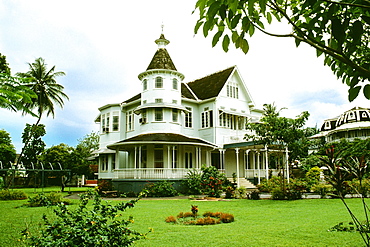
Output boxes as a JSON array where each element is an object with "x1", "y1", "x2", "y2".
[
  {"x1": 311, "y1": 106, "x2": 370, "y2": 143},
  {"x1": 93, "y1": 33, "x2": 289, "y2": 192}
]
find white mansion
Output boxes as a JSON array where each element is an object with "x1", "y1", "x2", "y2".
[{"x1": 94, "y1": 33, "x2": 289, "y2": 192}]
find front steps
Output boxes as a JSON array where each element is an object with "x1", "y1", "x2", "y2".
[{"x1": 227, "y1": 177, "x2": 256, "y2": 189}]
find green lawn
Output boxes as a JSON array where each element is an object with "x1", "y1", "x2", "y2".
[{"x1": 0, "y1": 193, "x2": 366, "y2": 246}]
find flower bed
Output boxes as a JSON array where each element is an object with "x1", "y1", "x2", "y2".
[{"x1": 165, "y1": 205, "x2": 234, "y2": 225}]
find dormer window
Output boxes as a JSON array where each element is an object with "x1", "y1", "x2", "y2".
[
  {"x1": 143, "y1": 79, "x2": 148, "y2": 90},
  {"x1": 172, "y1": 78, "x2": 178, "y2": 90},
  {"x1": 155, "y1": 77, "x2": 163, "y2": 88},
  {"x1": 227, "y1": 82, "x2": 239, "y2": 99}
]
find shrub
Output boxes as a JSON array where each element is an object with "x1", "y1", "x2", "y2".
[
  {"x1": 97, "y1": 179, "x2": 113, "y2": 194},
  {"x1": 219, "y1": 213, "x2": 234, "y2": 223},
  {"x1": 26, "y1": 192, "x2": 70, "y2": 207},
  {"x1": 200, "y1": 165, "x2": 227, "y2": 198},
  {"x1": 312, "y1": 183, "x2": 332, "y2": 198},
  {"x1": 234, "y1": 187, "x2": 247, "y2": 199},
  {"x1": 165, "y1": 216, "x2": 177, "y2": 223},
  {"x1": 182, "y1": 169, "x2": 202, "y2": 195},
  {"x1": 247, "y1": 190, "x2": 261, "y2": 200},
  {"x1": 143, "y1": 180, "x2": 178, "y2": 197},
  {"x1": 22, "y1": 190, "x2": 148, "y2": 247},
  {"x1": 0, "y1": 189, "x2": 27, "y2": 200}
]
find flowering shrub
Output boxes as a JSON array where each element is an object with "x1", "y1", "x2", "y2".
[
  {"x1": 22, "y1": 189, "x2": 149, "y2": 247},
  {"x1": 200, "y1": 165, "x2": 227, "y2": 198},
  {"x1": 166, "y1": 206, "x2": 234, "y2": 225}
]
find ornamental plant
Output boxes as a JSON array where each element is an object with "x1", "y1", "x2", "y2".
[
  {"x1": 165, "y1": 205, "x2": 234, "y2": 225},
  {"x1": 22, "y1": 189, "x2": 149, "y2": 247},
  {"x1": 200, "y1": 165, "x2": 227, "y2": 198}
]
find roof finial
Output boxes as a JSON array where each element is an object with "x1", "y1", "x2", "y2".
[{"x1": 161, "y1": 22, "x2": 164, "y2": 34}]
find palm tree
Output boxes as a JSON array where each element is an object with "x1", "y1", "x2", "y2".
[
  {"x1": 17, "y1": 57, "x2": 68, "y2": 125},
  {"x1": 16, "y1": 57, "x2": 68, "y2": 166}
]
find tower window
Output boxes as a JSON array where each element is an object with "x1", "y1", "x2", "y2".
[
  {"x1": 172, "y1": 78, "x2": 178, "y2": 90},
  {"x1": 155, "y1": 108, "x2": 163, "y2": 121},
  {"x1": 172, "y1": 109, "x2": 178, "y2": 122},
  {"x1": 155, "y1": 77, "x2": 163, "y2": 88},
  {"x1": 143, "y1": 79, "x2": 148, "y2": 90}
]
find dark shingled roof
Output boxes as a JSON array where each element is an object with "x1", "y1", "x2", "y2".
[
  {"x1": 146, "y1": 48, "x2": 177, "y2": 71},
  {"x1": 122, "y1": 93, "x2": 141, "y2": 104},
  {"x1": 181, "y1": 83, "x2": 197, "y2": 100},
  {"x1": 186, "y1": 66, "x2": 235, "y2": 100}
]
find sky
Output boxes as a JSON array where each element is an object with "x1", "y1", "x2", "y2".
[{"x1": 0, "y1": 0, "x2": 368, "y2": 152}]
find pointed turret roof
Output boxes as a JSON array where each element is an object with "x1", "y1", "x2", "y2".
[{"x1": 146, "y1": 34, "x2": 177, "y2": 71}]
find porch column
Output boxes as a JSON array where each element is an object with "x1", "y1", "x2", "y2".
[
  {"x1": 134, "y1": 146, "x2": 138, "y2": 169},
  {"x1": 245, "y1": 150, "x2": 250, "y2": 178},
  {"x1": 167, "y1": 146, "x2": 171, "y2": 169},
  {"x1": 257, "y1": 151, "x2": 261, "y2": 184},
  {"x1": 265, "y1": 145, "x2": 269, "y2": 180},
  {"x1": 235, "y1": 148, "x2": 240, "y2": 188},
  {"x1": 285, "y1": 146, "x2": 290, "y2": 183}
]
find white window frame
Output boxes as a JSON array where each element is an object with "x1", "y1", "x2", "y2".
[
  {"x1": 126, "y1": 110, "x2": 134, "y2": 131},
  {"x1": 185, "y1": 107, "x2": 193, "y2": 128}
]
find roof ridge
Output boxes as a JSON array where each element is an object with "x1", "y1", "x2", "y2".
[{"x1": 186, "y1": 65, "x2": 236, "y2": 84}]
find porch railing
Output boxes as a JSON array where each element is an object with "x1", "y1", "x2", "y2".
[
  {"x1": 244, "y1": 169, "x2": 281, "y2": 178},
  {"x1": 113, "y1": 168, "x2": 190, "y2": 180}
]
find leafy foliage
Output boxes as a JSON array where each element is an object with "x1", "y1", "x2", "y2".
[
  {"x1": 20, "y1": 123, "x2": 46, "y2": 169},
  {"x1": 200, "y1": 165, "x2": 227, "y2": 197},
  {"x1": 0, "y1": 129, "x2": 16, "y2": 168},
  {"x1": 16, "y1": 57, "x2": 68, "y2": 120},
  {"x1": 0, "y1": 189, "x2": 27, "y2": 200},
  {"x1": 22, "y1": 190, "x2": 148, "y2": 247},
  {"x1": 182, "y1": 169, "x2": 203, "y2": 195},
  {"x1": 142, "y1": 180, "x2": 179, "y2": 197},
  {"x1": 246, "y1": 103, "x2": 311, "y2": 162},
  {"x1": 194, "y1": 0, "x2": 370, "y2": 101},
  {"x1": 25, "y1": 192, "x2": 70, "y2": 207}
]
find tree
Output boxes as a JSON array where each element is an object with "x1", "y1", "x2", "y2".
[
  {"x1": 246, "y1": 103, "x2": 311, "y2": 162},
  {"x1": 0, "y1": 53, "x2": 36, "y2": 115},
  {"x1": 16, "y1": 57, "x2": 68, "y2": 165},
  {"x1": 21, "y1": 124, "x2": 46, "y2": 170},
  {"x1": 194, "y1": 0, "x2": 370, "y2": 101},
  {"x1": 0, "y1": 129, "x2": 16, "y2": 168},
  {"x1": 16, "y1": 57, "x2": 68, "y2": 125}
]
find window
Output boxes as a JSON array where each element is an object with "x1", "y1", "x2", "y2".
[
  {"x1": 201, "y1": 109, "x2": 213, "y2": 128},
  {"x1": 172, "y1": 78, "x2": 178, "y2": 90},
  {"x1": 155, "y1": 98, "x2": 163, "y2": 103},
  {"x1": 112, "y1": 111, "x2": 119, "y2": 131},
  {"x1": 101, "y1": 113, "x2": 110, "y2": 133},
  {"x1": 140, "y1": 109, "x2": 147, "y2": 124},
  {"x1": 227, "y1": 83, "x2": 239, "y2": 99},
  {"x1": 185, "y1": 152, "x2": 193, "y2": 169},
  {"x1": 171, "y1": 146, "x2": 178, "y2": 168},
  {"x1": 100, "y1": 155, "x2": 108, "y2": 171},
  {"x1": 143, "y1": 79, "x2": 148, "y2": 90},
  {"x1": 172, "y1": 109, "x2": 178, "y2": 122},
  {"x1": 185, "y1": 107, "x2": 193, "y2": 128},
  {"x1": 112, "y1": 155, "x2": 116, "y2": 170},
  {"x1": 172, "y1": 100, "x2": 177, "y2": 104},
  {"x1": 219, "y1": 111, "x2": 245, "y2": 130},
  {"x1": 126, "y1": 110, "x2": 134, "y2": 131},
  {"x1": 155, "y1": 77, "x2": 163, "y2": 88},
  {"x1": 154, "y1": 144, "x2": 163, "y2": 168},
  {"x1": 154, "y1": 108, "x2": 163, "y2": 121}
]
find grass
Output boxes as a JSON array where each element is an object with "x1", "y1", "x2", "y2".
[{"x1": 0, "y1": 190, "x2": 366, "y2": 247}]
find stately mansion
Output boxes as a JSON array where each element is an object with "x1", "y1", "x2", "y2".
[{"x1": 93, "y1": 33, "x2": 288, "y2": 192}]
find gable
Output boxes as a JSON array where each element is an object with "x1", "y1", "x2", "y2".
[{"x1": 186, "y1": 66, "x2": 235, "y2": 100}]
